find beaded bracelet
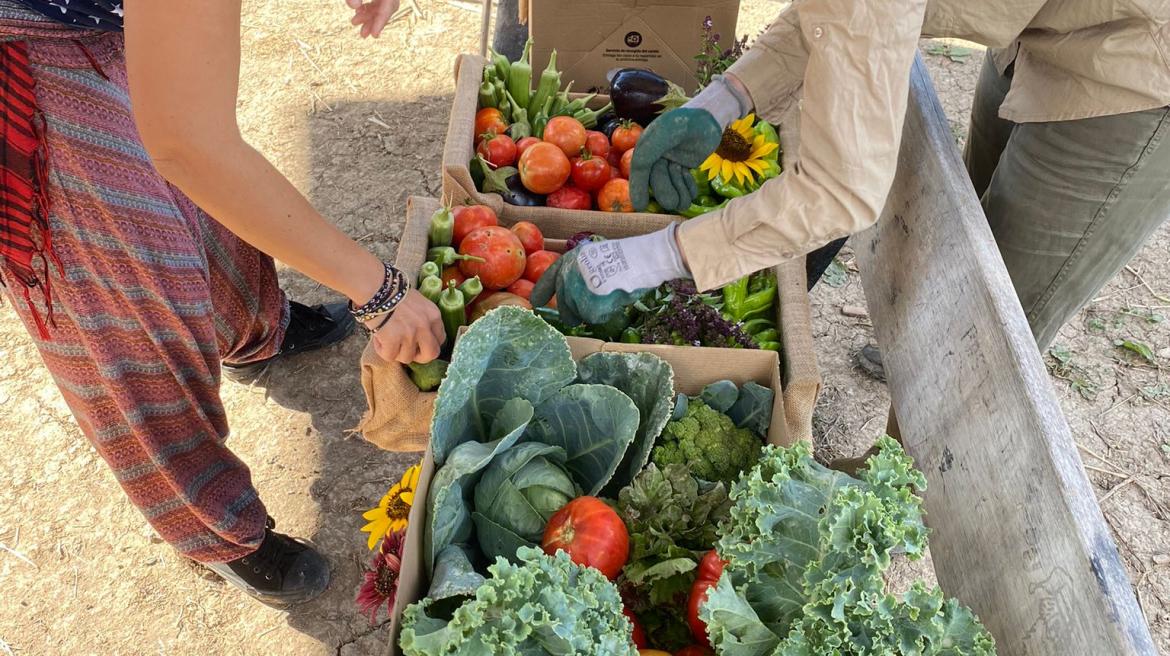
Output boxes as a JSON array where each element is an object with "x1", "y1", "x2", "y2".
[{"x1": 349, "y1": 263, "x2": 409, "y2": 330}]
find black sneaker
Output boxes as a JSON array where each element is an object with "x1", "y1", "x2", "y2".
[
  {"x1": 205, "y1": 529, "x2": 330, "y2": 607},
  {"x1": 222, "y1": 300, "x2": 356, "y2": 383}
]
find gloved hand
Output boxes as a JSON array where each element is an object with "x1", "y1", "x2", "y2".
[
  {"x1": 531, "y1": 225, "x2": 690, "y2": 326},
  {"x1": 629, "y1": 76, "x2": 752, "y2": 212}
]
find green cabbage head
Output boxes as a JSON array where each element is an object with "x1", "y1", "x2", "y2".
[{"x1": 472, "y1": 442, "x2": 580, "y2": 561}]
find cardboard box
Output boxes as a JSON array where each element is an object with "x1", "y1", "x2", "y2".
[
  {"x1": 384, "y1": 332, "x2": 785, "y2": 655},
  {"x1": 527, "y1": 0, "x2": 740, "y2": 92},
  {"x1": 442, "y1": 55, "x2": 681, "y2": 235},
  {"x1": 358, "y1": 197, "x2": 822, "y2": 453}
]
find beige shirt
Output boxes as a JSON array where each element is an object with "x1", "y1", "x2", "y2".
[{"x1": 678, "y1": 0, "x2": 1170, "y2": 291}]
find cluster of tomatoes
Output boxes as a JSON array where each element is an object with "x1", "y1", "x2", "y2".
[
  {"x1": 475, "y1": 108, "x2": 644, "y2": 212},
  {"x1": 446, "y1": 205, "x2": 560, "y2": 310}
]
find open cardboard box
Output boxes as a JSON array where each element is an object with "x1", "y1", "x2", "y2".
[
  {"x1": 384, "y1": 335, "x2": 786, "y2": 654},
  {"x1": 441, "y1": 54, "x2": 682, "y2": 235},
  {"x1": 358, "y1": 197, "x2": 821, "y2": 453},
  {"x1": 527, "y1": 0, "x2": 740, "y2": 92}
]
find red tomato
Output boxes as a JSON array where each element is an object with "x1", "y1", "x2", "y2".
[
  {"x1": 474, "y1": 107, "x2": 507, "y2": 139},
  {"x1": 620, "y1": 147, "x2": 634, "y2": 179},
  {"x1": 543, "y1": 116, "x2": 587, "y2": 157},
  {"x1": 606, "y1": 148, "x2": 623, "y2": 169},
  {"x1": 506, "y1": 278, "x2": 534, "y2": 300},
  {"x1": 541, "y1": 496, "x2": 629, "y2": 580},
  {"x1": 675, "y1": 647, "x2": 715, "y2": 656},
  {"x1": 686, "y1": 551, "x2": 727, "y2": 647},
  {"x1": 624, "y1": 608, "x2": 648, "y2": 649},
  {"x1": 584, "y1": 130, "x2": 610, "y2": 159},
  {"x1": 524, "y1": 250, "x2": 560, "y2": 283},
  {"x1": 597, "y1": 178, "x2": 633, "y2": 213},
  {"x1": 571, "y1": 153, "x2": 612, "y2": 192},
  {"x1": 610, "y1": 165, "x2": 623, "y2": 181},
  {"x1": 515, "y1": 136, "x2": 541, "y2": 157},
  {"x1": 611, "y1": 121, "x2": 643, "y2": 153},
  {"x1": 519, "y1": 142, "x2": 572, "y2": 194},
  {"x1": 440, "y1": 265, "x2": 465, "y2": 288},
  {"x1": 458, "y1": 226, "x2": 527, "y2": 290},
  {"x1": 510, "y1": 221, "x2": 544, "y2": 254},
  {"x1": 547, "y1": 185, "x2": 592, "y2": 210},
  {"x1": 452, "y1": 205, "x2": 499, "y2": 247},
  {"x1": 476, "y1": 132, "x2": 518, "y2": 168}
]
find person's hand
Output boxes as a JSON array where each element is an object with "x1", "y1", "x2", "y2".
[
  {"x1": 346, "y1": 0, "x2": 400, "y2": 38},
  {"x1": 367, "y1": 290, "x2": 445, "y2": 363},
  {"x1": 531, "y1": 226, "x2": 689, "y2": 326},
  {"x1": 629, "y1": 76, "x2": 752, "y2": 212}
]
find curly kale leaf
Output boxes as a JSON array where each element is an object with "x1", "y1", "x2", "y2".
[
  {"x1": 400, "y1": 547, "x2": 638, "y2": 656},
  {"x1": 701, "y1": 437, "x2": 997, "y2": 656}
]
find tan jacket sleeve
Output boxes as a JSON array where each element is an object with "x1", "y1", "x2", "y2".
[{"x1": 678, "y1": 0, "x2": 928, "y2": 291}]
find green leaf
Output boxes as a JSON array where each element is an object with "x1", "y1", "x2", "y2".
[
  {"x1": 425, "y1": 406, "x2": 531, "y2": 578},
  {"x1": 701, "y1": 380, "x2": 739, "y2": 413},
  {"x1": 727, "y1": 382, "x2": 775, "y2": 439},
  {"x1": 822, "y1": 257, "x2": 848, "y2": 288},
  {"x1": 428, "y1": 544, "x2": 485, "y2": 602},
  {"x1": 431, "y1": 306, "x2": 576, "y2": 464},
  {"x1": 400, "y1": 548, "x2": 637, "y2": 656},
  {"x1": 524, "y1": 384, "x2": 640, "y2": 496},
  {"x1": 577, "y1": 352, "x2": 676, "y2": 496},
  {"x1": 1113, "y1": 338, "x2": 1155, "y2": 363},
  {"x1": 701, "y1": 573, "x2": 783, "y2": 655},
  {"x1": 473, "y1": 441, "x2": 577, "y2": 560},
  {"x1": 925, "y1": 42, "x2": 975, "y2": 63}
]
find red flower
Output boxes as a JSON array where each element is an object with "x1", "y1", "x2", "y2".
[{"x1": 356, "y1": 528, "x2": 406, "y2": 624}]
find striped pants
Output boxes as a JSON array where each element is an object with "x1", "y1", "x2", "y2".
[{"x1": 1, "y1": 22, "x2": 286, "y2": 562}]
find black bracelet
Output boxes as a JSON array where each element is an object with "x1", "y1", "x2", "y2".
[{"x1": 350, "y1": 263, "x2": 409, "y2": 324}]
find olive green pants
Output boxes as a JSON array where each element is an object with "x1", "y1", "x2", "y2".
[{"x1": 964, "y1": 52, "x2": 1170, "y2": 350}]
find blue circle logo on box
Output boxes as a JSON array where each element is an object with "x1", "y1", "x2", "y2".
[{"x1": 624, "y1": 31, "x2": 643, "y2": 48}]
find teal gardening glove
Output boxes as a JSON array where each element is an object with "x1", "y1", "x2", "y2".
[
  {"x1": 629, "y1": 75, "x2": 753, "y2": 212},
  {"x1": 531, "y1": 225, "x2": 690, "y2": 327}
]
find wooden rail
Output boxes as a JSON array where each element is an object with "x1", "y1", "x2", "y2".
[{"x1": 856, "y1": 54, "x2": 1157, "y2": 655}]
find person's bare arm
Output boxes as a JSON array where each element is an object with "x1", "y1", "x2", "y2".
[{"x1": 124, "y1": 0, "x2": 442, "y2": 363}]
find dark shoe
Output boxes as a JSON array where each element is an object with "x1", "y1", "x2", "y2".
[
  {"x1": 205, "y1": 529, "x2": 330, "y2": 607},
  {"x1": 856, "y1": 343, "x2": 886, "y2": 382},
  {"x1": 222, "y1": 300, "x2": 356, "y2": 383}
]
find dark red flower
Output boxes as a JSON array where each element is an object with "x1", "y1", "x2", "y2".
[{"x1": 355, "y1": 528, "x2": 406, "y2": 624}]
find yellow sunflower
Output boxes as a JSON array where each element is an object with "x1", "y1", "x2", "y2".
[
  {"x1": 360, "y1": 463, "x2": 421, "y2": 550},
  {"x1": 699, "y1": 113, "x2": 779, "y2": 186}
]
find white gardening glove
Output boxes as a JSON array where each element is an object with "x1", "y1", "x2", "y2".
[{"x1": 577, "y1": 224, "x2": 690, "y2": 294}]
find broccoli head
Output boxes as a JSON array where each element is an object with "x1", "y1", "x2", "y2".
[{"x1": 651, "y1": 399, "x2": 762, "y2": 484}]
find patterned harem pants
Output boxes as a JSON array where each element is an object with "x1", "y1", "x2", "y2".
[{"x1": 1, "y1": 19, "x2": 288, "y2": 563}]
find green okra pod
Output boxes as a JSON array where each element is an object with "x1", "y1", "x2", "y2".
[
  {"x1": 419, "y1": 275, "x2": 444, "y2": 303},
  {"x1": 458, "y1": 276, "x2": 483, "y2": 305},
  {"x1": 479, "y1": 80, "x2": 499, "y2": 110},
  {"x1": 419, "y1": 260, "x2": 441, "y2": 283},
  {"x1": 507, "y1": 39, "x2": 533, "y2": 111},
  {"x1": 527, "y1": 49, "x2": 560, "y2": 118},
  {"x1": 428, "y1": 206, "x2": 455, "y2": 248},
  {"x1": 438, "y1": 280, "x2": 467, "y2": 343},
  {"x1": 489, "y1": 48, "x2": 510, "y2": 83},
  {"x1": 428, "y1": 246, "x2": 486, "y2": 267}
]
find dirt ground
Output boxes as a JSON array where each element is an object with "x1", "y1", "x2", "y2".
[{"x1": 0, "y1": 2, "x2": 1166, "y2": 654}]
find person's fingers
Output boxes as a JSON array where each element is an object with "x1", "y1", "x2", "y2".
[
  {"x1": 629, "y1": 115, "x2": 686, "y2": 210},
  {"x1": 374, "y1": 0, "x2": 400, "y2": 37},
  {"x1": 667, "y1": 161, "x2": 694, "y2": 208},
  {"x1": 425, "y1": 305, "x2": 446, "y2": 347},
  {"x1": 530, "y1": 256, "x2": 567, "y2": 307},
  {"x1": 415, "y1": 325, "x2": 441, "y2": 363},
  {"x1": 557, "y1": 297, "x2": 582, "y2": 327},
  {"x1": 346, "y1": 0, "x2": 362, "y2": 8},
  {"x1": 650, "y1": 158, "x2": 679, "y2": 211},
  {"x1": 394, "y1": 328, "x2": 418, "y2": 364},
  {"x1": 375, "y1": 331, "x2": 401, "y2": 363},
  {"x1": 679, "y1": 161, "x2": 699, "y2": 199}
]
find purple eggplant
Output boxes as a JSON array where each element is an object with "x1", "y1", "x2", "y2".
[{"x1": 608, "y1": 68, "x2": 670, "y2": 126}]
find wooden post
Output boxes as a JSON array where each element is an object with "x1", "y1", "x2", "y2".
[{"x1": 855, "y1": 55, "x2": 1156, "y2": 655}]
